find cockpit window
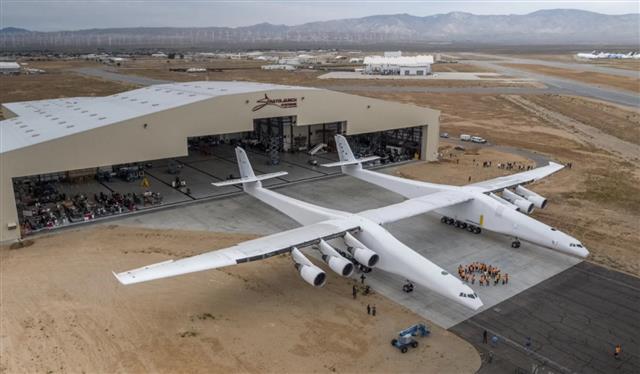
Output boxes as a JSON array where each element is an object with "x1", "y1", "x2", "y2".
[
  {"x1": 550, "y1": 227, "x2": 557, "y2": 231},
  {"x1": 577, "y1": 244, "x2": 583, "y2": 248}
]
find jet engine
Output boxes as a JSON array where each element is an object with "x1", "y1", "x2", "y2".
[
  {"x1": 502, "y1": 189, "x2": 534, "y2": 214},
  {"x1": 291, "y1": 247, "x2": 327, "y2": 287},
  {"x1": 515, "y1": 185, "x2": 548, "y2": 209},
  {"x1": 489, "y1": 193, "x2": 519, "y2": 210},
  {"x1": 319, "y1": 240, "x2": 354, "y2": 277},
  {"x1": 343, "y1": 233, "x2": 380, "y2": 268}
]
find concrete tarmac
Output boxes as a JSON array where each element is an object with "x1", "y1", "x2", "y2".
[{"x1": 451, "y1": 261, "x2": 640, "y2": 374}]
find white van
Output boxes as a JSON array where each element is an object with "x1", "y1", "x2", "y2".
[
  {"x1": 471, "y1": 136, "x2": 487, "y2": 144},
  {"x1": 460, "y1": 134, "x2": 471, "y2": 141}
]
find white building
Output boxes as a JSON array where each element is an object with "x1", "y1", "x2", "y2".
[
  {"x1": 0, "y1": 62, "x2": 21, "y2": 75},
  {"x1": 278, "y1": 57, "x2": 301, "y2": 66},
  {"x1": 261, "y1": 64, "x2": 295, "y2": 71},
  {"x1": 363, "y1": 55, "x2": 434, "y2": 76}
]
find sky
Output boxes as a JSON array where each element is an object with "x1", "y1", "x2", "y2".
[{"x1": 2, "y1": 0, "x2": 639, "y2": 31}]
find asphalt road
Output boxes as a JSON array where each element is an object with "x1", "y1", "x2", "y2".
[
  {"x1": 451, "y1": 261, "x2": 640, "y2": 374},
  {"x1": 73, "y1": 67, "x2": 171, "y2": 86},
  {"x1": 460, "y1": 53, "x2": 640, "y2": 78},
  {"x1": 466, "y1": 59, "x2": 639, "y2": 108}
]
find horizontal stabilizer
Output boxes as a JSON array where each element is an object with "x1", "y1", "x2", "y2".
[
  {"x1": 321, "y1": 156, "x2": 380, "y2": 168},
  {"x1": 212, "y1": 171, "x2": 288, "y2": 187}
]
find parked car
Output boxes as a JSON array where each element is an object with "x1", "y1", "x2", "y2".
[
  {"x1": 440, "y1": 132, "x2": 449, "y2": 138},
  {"x1": 460, "y1": 134, "x2": 471, "y2": 141},
  {"x1": 471, "y1": 136, "x2": 487, "y2": 144}
]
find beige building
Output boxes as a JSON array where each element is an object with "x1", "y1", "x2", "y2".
[{"x1": 0, "y1": 81, "x2": 440, "y2": 242}]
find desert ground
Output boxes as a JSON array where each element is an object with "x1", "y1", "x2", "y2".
[
  {"x1": 0, "y1": 226, "x2": 480, "y2": 374},
  {"x1": 0, "y1": 60, "x2": 134, "y2": 120},
  {"x1": 1, "y1": 56, "x2": 639, "y2": 373},
  {"x1": 501, "y1": 63, "x2": 640, "y2": 93}
]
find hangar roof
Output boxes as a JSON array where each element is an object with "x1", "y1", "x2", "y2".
[{"x1": 1, "y1": 81, "x2": 317, "y2": 154}]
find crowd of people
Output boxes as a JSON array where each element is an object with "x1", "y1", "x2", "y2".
[{"x1": 458, "y1": 262, "x2": 509, "y2": 286}]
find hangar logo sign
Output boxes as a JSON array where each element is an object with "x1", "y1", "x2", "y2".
[{"x1": 252, "y1": 94, "x2": 297, "y2": 112}]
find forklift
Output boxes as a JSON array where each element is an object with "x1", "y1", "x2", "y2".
[{"x1": 391, "y1": 323, "x2": 430, "y2": 353}]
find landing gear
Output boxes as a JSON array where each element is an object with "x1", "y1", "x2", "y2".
[
  {"x1": 511, "y1": 240, "x2": 521, "y2": 249},
  {"x1": 441, "y1": 217, "x2": 481, "y2": 234},
  {"x1": 402, "y1": 281, "x2": 414, "y2": 293}
]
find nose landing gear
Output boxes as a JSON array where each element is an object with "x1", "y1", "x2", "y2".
[{"x1": 511, "y1": 239, "x2": 521, "y2": 248}]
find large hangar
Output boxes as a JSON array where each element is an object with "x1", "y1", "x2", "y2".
[{"x1": 0, "y1": 81, "x2": 440, "y2": 241}]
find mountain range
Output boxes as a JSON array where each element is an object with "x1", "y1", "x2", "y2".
[{"x1": 1, "y1": 10, "x2": 638, "y2": 51}]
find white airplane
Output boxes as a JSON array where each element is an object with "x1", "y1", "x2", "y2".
[
  {"x1": 323, "y1": 135, "x2": 589, "y2": 259},
  {"x1": 113, "y1": 147, "x2": 484, "y2": 310}
]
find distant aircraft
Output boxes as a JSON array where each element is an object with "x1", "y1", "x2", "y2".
[
  {"x1": 575, "y1": 51, "x2": 639, "y2": 60},
  {"x1": 324, "y1": 135, "x2": 589, "y2": 258},
  {"x1": 114, "y1": 147, "x2": 483, "y2": 310}
]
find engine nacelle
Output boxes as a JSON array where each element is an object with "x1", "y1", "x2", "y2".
[
  {"x1": 323, "y1": 255, "x2": 355, "y2": 277},
  {"x1": 502, "y1": 189, "x2": 534, "y2": 214},
  {"x1": 515, "y1": 185, "x2": 548, "y2": 209},
  {"x1": 343, "y1": 233, "x2": 380, "y2": 268},
  {"x1": 318, "y1": 240, "x2": 354, "y2": 277},
  {"x1": 351, "y1": 247, "x2": 380, "y2": 268},
  {"x1": 489, "y1": 193, "x2": 519, "y2": 210},
  {"x1": 291, "y1": 247, "x2": 327, "y2": 287}
]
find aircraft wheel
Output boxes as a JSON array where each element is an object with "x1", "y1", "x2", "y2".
[
  {"x1": 474, "y1": 227, "x2": 482, "y2": 234},
  {"x1": 401, "y1": 346, "x2": 408, "y2": 353},
  {"x1": 511, "y1": 241, "x2": 521, "y2": 248},
  {"x1": 460, "y1": 222, "x2": 468, "y2": 229},
  {"x1": 447, "y1": 219, "x2": 455, "y2": 225},
  {"x1": 441, "y1": 216, "x2": 448, "y2": 224}
]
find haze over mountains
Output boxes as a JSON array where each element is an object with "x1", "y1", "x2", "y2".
[{"x1": 1, "y1": 10, "x2": 638, "y2": 50}]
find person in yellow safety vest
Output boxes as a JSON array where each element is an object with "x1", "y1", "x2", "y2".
[{"x1": 141, "y1": 176, "x2": 150, "y2": 188}]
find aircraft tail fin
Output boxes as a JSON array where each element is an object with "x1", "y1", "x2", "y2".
[
  {"x1": 321, "y1": 135, "x2": 379, "y2": 170},
  {"x1": 212, "y1": 147, "x2": 287, "y2": 189}
]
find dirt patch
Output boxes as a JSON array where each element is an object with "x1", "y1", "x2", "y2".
[
  {"x1": 396, "y1": 146, "x2": 533, "y2": 186},
  {"x1": 0, "y1": 71, "x2": 136, "y2": 107},
  {"x1": 501, "y1": 63, "x2": 640, "y2": 93},
  {"x1": 0, "y1": 226, "x2": 480, "y2": 374},
  {"x1": 526, "y1": 95, "x2": 640, "y2": 146}
]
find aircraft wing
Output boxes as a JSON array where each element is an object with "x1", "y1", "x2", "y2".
[
  {"x1": 468, "y1": 162, "x2": 565, "y2": 193},
  {"x1": 358, "y1": 190, "x2": 473, "y2": 225},
  {"x1": 113, "y1": 220, "x2": 359, "y2": 285}
]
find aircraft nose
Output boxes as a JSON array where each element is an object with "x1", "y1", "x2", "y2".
[
  {"x1": 563, "y1": 243, "x2": 589, "y2": 258},
  {"x1": 574, "y1": 246, "x2": 589, "y2": 258}
]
